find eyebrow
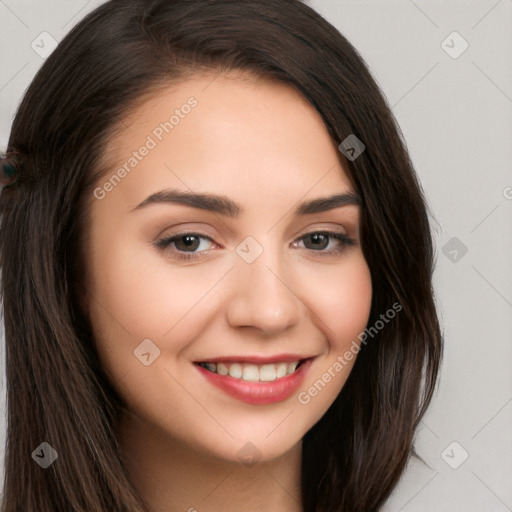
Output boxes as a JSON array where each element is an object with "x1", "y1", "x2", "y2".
[{"x1": 131, "y1": 188, "x2": 361, "y2": 217}]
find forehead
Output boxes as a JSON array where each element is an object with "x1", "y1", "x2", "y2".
[{"x1": 94, "y1": 72, "x2": 354, "y2": 212}]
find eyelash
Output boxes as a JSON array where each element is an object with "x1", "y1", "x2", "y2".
[{"x1": 154, "y1": 230, "x2": 355, "y2": 261}]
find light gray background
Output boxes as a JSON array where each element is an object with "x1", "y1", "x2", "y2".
[{"x1": 1, "y1": 1, "x2": 511, "y2": 510}]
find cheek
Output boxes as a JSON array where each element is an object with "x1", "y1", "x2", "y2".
[
  {"x1": 294, "y1": 255, "x2": 372, "y2": 417},
  {"x1": 85, "y1": 236, "x2": 234, "y2": 373},
  {"x1": 305, "y1": 254, "x2": 372, "y2": 348}
]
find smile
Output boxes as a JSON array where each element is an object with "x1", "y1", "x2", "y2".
[
  {"x1": 197, "y1": 360, "x2": 303, "y2": 382},
  {"x1": 194, "y1": 357, "x2": 314, "y2": 405}
]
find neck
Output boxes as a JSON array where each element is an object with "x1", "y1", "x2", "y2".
[{"x1": 117, "y1": 411, "x2": 304, "y2": 512}]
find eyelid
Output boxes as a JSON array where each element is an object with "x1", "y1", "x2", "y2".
[
  {"x1": 294, "y1": 223, "x2": 349, "y2": 237},
  {"x1": 154, "y1": 230, "x2": 217, "y2": 250},
  {"x1": 154, "y1": 227, "x2": 355, "y2": 261},
  {"x1": 155, "y1": 221, "x2": 351, "y2": 243}
]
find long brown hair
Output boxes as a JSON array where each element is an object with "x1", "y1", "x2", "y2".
[{"x1": 0, "y1": 1, "x2": 442, "y2": 510}]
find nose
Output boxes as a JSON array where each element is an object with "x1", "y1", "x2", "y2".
[{"x1": 225, "y1": 246, "x2": 302, "y2": 336}]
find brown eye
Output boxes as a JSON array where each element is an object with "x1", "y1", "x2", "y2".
[
  {"x1": 154, "y1": 232, "x2": 216, "y2": 261},
  {"x1": 173, "y1": 234, "x2": 201, "y2": 252},
  {"x1": 295, "y1": 230, "x2": 355, "y2": 255},
  {"x1": 303, "y1": 233, "x2": 330, "y2": 250}
]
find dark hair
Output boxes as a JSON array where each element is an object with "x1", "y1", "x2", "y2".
[{"x1": 0, "y1": 0, "x2": 442, "y2": 510}]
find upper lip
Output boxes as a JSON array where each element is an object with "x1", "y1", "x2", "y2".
[{"x1": 195, "y1": 354, "x2": 314, "y2": 365}]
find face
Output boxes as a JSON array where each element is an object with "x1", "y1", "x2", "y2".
[{"x1": 83, "y1": 72, "x2": 372, "y2": 464}]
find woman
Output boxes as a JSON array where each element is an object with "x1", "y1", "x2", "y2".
[{"x1": 0, "y1": 0, "x2": 442, "y2": 510}]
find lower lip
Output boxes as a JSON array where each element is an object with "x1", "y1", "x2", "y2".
[{"x1": 195, "y1": 359, "x2": 313, "y2": 405}]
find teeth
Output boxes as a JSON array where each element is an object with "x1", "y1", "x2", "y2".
[
  {"x1": 242, "y1": 364, "x2": 259, "y2": 382},
  {"x1": 199, "y1": 360, "x2": 302, "y2": 382},
  {"x1": 287, "y1": 361, "x2": 299, "y2": 374},
  {"x1": 228, "y1": 363, "x2": 243, "y2": 379},
  {"x1": 259, "y1": 364, "x2": 276, "y2": 382},
  {"x1": 276, "y1": 363, "x2": 287, "y2": 378},
  {"x1": 217, "y1": 363, "x2": 229, "y2": 376}
]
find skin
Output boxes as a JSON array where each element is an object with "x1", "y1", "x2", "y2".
[{"x1": 82, "y1": 72, "x2": 372, "y2": 512}]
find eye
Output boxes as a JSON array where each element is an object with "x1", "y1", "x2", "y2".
[
  {"x1": 154, "y1": 229, "x2": 355, "y2": 261},
  {"x1": 155, "y1": 232, "x2": 215, "y2": 260},
  {"x1": 293, "y1": 230, "x2": 355, "y2": 255}
]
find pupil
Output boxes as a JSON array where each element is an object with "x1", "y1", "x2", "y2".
[
  {"x1": 307, "y1": 233, "x2": 328, "y2": 250},
  {"x1": 177, "y1": 235, "x2": 199, "y2": 251}
]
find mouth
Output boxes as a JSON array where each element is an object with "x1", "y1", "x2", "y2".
[
  {"x1": 195, "y1": 359, "x2": 308, "y2": 382},
  {"x1": 194, "y1": 356, "x2": 315, "y2": 405}
]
